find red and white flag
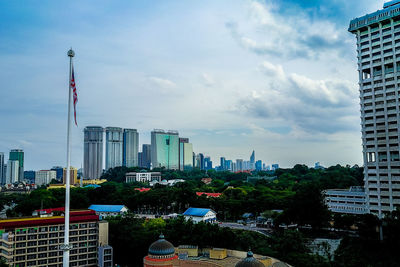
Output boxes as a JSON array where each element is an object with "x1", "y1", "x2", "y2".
[{"x1": 70, "y1": 65, "x2": 78, "y2": 126}]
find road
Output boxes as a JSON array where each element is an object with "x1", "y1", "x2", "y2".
[{"x1": 218, "y1": 222, "x2": 273, "y2": 236}]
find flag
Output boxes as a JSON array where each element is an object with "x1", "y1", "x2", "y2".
[{"x1": 70, "y1": 65, "x2": 78, "y2": 126}]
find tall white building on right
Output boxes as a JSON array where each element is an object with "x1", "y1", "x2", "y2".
[{"x1": 349, "y1": 0, "x2": 400, "y2": 216}]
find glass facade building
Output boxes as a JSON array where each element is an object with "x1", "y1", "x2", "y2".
[
  {"x1": 9, "y1": 149, "x2": 23, "y2": 181},
  {"x1": 84, "y1": 126, "x2": 104, "y2": 180},
  {"x1": 151, "y1": 130, "x2": 179, "y2": 170}
]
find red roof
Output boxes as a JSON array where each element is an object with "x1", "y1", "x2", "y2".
[
  {"x1": 0, "y1": 209, "x2": 99, "y2": 229},
  {"x1": 196, "y1": 192, "x2": 222, "y2": 198},
  {"x1": 135, "y1": 188, "x2": 151, "y2": 192},
  {"x1": 35, "y1": 207, "x2": 65, "y2": 213}
]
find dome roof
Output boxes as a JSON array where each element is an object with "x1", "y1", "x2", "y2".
[
  {"x1": 235, "y1": 251, "x2": 264, "y2": 267},
  {"x1": 148, "y1": 234, "x2": 175, "y2": 256}
]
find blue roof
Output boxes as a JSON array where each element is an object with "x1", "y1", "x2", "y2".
[
  {"x1": 84, "y1": 184, "x2": 101, "y2": 188},
  {"x1": 88, "y1": 204, "x2": 126, "y2": 212},
  {"x1": 183, "y1": 207, "x2": 213, "y2": 217}
]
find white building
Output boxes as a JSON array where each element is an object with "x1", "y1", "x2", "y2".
[
  {"x1": 88, "y1": 205, "x2": 128, "y2": 219},
  {"x1": 150, "y1": 179, "x2": 185, "y2": 187},
  {"x1": 84, "y1": 126, "x2": 104, "y2": 180},
  {"x1": 323, "y1": 186, "x2": 367, "y2": 215},
  {"x1": 35, "y1": 170, "x2": 56, "y2": 186},
  {"x1": 125, "y1": 172, "x2": 161, "y2": 183},
  {"x1": 6, "y1": 160, "x2": 19, "y2": 184},
  {"x1": 105, "y1": 127, "x2": 123, "y2": 170},
  {"x1": 349, "y1": 1, "x2": 400, "y2": 216},
  {"x1": 183, "y1": 207, "x2": 217, "y2": 223}
]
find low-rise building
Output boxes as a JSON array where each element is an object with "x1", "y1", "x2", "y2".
[
  {"x1": 196, "y1": 192, "x2": 222, "y2": 198},
  {"x1": 88, "y1": 204, "x2": 128, "y2": 219},
  {"x1": 126, "y1": 172, "x2": 161, "y2": 183},
  {"x1": 0, "y1": 208, "x2": 112, "y2": 267},
  {"x1": 183, "y1": 207, "x2": 217, "y2": 223},
  {"x1": 323, "y1": 186, "x2": 367, "y2": 214}
]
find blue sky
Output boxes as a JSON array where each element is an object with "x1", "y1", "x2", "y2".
[{"x1": 0, "y1": 0, "x2": 385, "y2": 170}]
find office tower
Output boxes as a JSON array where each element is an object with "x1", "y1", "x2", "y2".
[
  {"x1": 105, "y1": 127, "x2": 123, "y2": 170},
  {"x1": 250, "y1": 150, "x2": 255, "y2": 170},
  {"x1": 226, "y1": 160, "x2": 232, "y2": 171},
  {"x1": 232, "y1": 162, "x2": 237, "y2": 172},
  {"x1": 0, "y1": 153, "x2": 4, "y2": 184},
  {"x1": 179, "y1": 138, "x2": 194, "y2": 171},
  {"x1": 138, "y1": 152, "x2": 143, "y2": 167},
  {"x1": 24, "y1": 170, "x2": 36, "y2": 184},
  {"x1": 220, "y1": 157, "x2": 226, "y2": 171},
  {"x1": 141, "y1": 144, "x2": 151, "y2": 169},
  {"x1": 236, "y1": 159, "x2": 244, "y2": 171},
  {"x1": 123, "y1": 128, "x2": 139, "y2": 167},
  {"x1": 0, "y1": 208, "x2": 111, "y2": 267},
  {"x1": 9, "y1": 149, "x2": 23, "y2": 181},
  {"x1": 204, "y1": 157, "x2": 213, "y2": 170},
  {"x1": 63, "y1": 167, "x2": 78, "y2": 185},
  {"x1": 349, "y1": 1, "x2": 400, "y2": 216},
  {"x1": 35, "y1": 170, "x2": 56, "y2": 186},
  {"x1": 198, "y1": 153, "x2": 205, "y2": 170},
  {"x1": 6, "y1": 160, "x2": 19, "y2": 184},
  {"x1": 50, "y1": 166, "x2": 64, "y2": 182},
  {"x1": 255, "y1": 160, "x2": 262, "y2": 171},
  {"x1": 84, "y1": 126, "x2": 104, "y2": 180},
  {"x1": 262, "y1": 163, "x2": 266, "y2": 170},
  {"x1": 151, "y1": 130, "x2": 179, "y2": 169}
]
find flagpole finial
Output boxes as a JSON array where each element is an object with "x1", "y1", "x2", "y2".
[{"x1": 67, "y1": 48, "x2": 75, "y2": 57}]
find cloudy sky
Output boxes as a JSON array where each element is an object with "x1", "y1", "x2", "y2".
[{"x1": 0, "y1": 0, "x2": 385, "y2": 170}]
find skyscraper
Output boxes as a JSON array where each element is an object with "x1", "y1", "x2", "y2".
[
  {"x1": 178, "y1": 138, "x2": 193, "y2": 171},
  {"x1": 141, "y1": 144, "x2": 152, "y2": 169},
  {"x1": 105, "y1": 127, "x2": 123, "y2": 170},
  {"x1": 198, "y1": 153, "x2": 205, "y2": 170},
  {"x1": 220, "y1": 157, "x2": 226, "y2": 171},
  {"x1": 204, "y1": 157, "x2": 213, "y2": 170},
  {"x1": 123, "y1": 129, "x2": 139, "y2": 167},
  {"x1": 151, "y1": 130, "x2": 179, "y2": 169},
  {"x1": 6, "y1": 160, "x2": 19, "y2": 184},
  {"x1": 9, "y1": 149, "x2": 23, "y2": 181},
  {"x1": 236, "y1": 159, "x2": 244, "y2": 171},
  {"x1": 0, "y1": 153, "x2": 4, "y2": 184},
  {"x1": 255, "y1": 160, "x2": 262, "y2": 171},
  {"x1": 250, "y1": 150, "x2": 255, "y2": 170},
  {"x1": 84, "y1": 126, "x2": 104, "y2": 180},
  {"x1": 349, "y1": 1, "x2": 400, "y2": 216}
]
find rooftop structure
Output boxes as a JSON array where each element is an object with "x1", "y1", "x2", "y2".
[
  {"x1": 183, "y1": 208, "x2": 217, "y2": 223},
  {"x1": 323, "y1": 187, "x2": 367, "y2": 215}
]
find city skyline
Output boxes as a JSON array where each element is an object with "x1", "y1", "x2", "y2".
[{"x1": 0, "y1": 0, "x2": 384, "y2": 170}]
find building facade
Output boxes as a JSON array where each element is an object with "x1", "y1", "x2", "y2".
[
  {"x1": 323, "y1": 186, "x2": 367, "y2": 215},
  {"x1": 35, "y1": 170, "x2": 57, "y2": 186},
  {"x1": 125, "y1": 172, "x2": 162, "y2": 183},
  {"x1": 349, "y1": 0, "x2": 400, "y2": 216},
  {"x1": 140, "y1": 144, "x2": 151, "y2": 169},
  {"x1": 0, "y1": 153, "x2": 4, "y2": 184},
  {"x1": 6, "y1": 160, "x2": 19, "y2": 184},
  {"x1": 105, "y1": 127, "x2": 123, "y2": 170},
  {"x1": 0, "y1": 209, "x2": 109, "y2": 267},
  {"x1": 50, "y1": 166, "x2": 64, "y2": 182},
  {"x1": 123, "y1": 129, "x2": 139, "y2": 168},
  {"x1": 9, "y1": 149, "x2": 24, "y2": 181},
  {"x1": 84, "y1": 126, "x2": 104, "y2": 180},
  {"x1": 151, "y1": 130, "x2": 179, "y2": 170},
  {"x1": 63, "y1": 167, "x2": 78, "y2": 185}
]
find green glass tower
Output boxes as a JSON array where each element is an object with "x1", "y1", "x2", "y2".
[
  {"x1": 151, "y1": 130, "x2": 179, "y2": 170},
  {"x1": 9, "y1": 149, "x2": 23, "y2": 181}
]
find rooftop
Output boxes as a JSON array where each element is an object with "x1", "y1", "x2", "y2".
[
  {"x1": 349, "y1": 1, "x2": 400, "y2": 32},
  {"x1": 183, "y1": 207, "x2": 215, "y2": 217},
  {"x1": 88, "y1": 204, "x2": 127, "y2": 212}
]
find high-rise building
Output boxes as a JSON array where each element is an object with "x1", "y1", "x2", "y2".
[
  {"x1": 63, "y1": 167, "x2": 78, "y2": 185},
  {"x1": 35, "y1": 170, "x2": 56, "y2": 186},
  {"x1": 226, "y1": 160, "x2": 232, "y2": 171},
  {"x1": 141, "y1": 144, "x2": 151, "y2": 169},
  {"x1": 151, "y1": 130, "x2": 179, "y2": 170},
  {"x1": 236, "y1": 159, "x2": 243, "y2": 171},
  {"x1": 250, "y1": 150, "x2": 255, "y2": 170},
  {"x1": 0, "y1": 153, "x2": 4, "y2": 184},
  {"x1": 50, "y1": 166, "x2": 64, "y2": 182},
  {"x1": 204, "y1": 157, "x2": 213, "y2": 170},
  {"x1": 105, "y1": 127, "x2": 123, "y2": 170},
  {"x1": 123, "y1": 128, "x2": 139, "y2": 167},
  {"x1": 220, "y1": 157, "x2": 226, "y2": 171},
  {"x1": 255, "y1": 160, "x2": 262, "y2": 171},
  {"x1": 179, "y1": 138, "x2": 189, "y2": 171},
  {"x1": 9, "y1": 149, "x2": 23, "y2": 181},
  {"x1": 271, "y1": 164, "x2": 279, "y2": 171},
  {"x1": 6, "y1": 160, "x2": 19, "y2": 184},
  {"x1": 84, "y1": 126, "x2": 104, "y2": 180},
  {"x1": 349, "y1": 1, "x2": 400, "y2": 216},
  {"x1": 198, "y1": 153, "x2": 205, "y2": 170}
]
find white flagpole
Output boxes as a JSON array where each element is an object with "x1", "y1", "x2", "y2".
[{"x1": 63, "y1": 48, "x2": 74, "y2": 266}]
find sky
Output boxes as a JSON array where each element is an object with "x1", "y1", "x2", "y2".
[{"x1": 0, "y1": 0, "x2": 386, "y2": 170}]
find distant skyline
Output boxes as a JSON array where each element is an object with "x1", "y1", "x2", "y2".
[{"x1": 0, "y1": 0, "x2": 384, "y2": 170}]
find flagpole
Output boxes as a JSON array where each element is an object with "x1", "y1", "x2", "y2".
[{"x1": 62, "y1": 48, "x2": 74, "y2": 266}]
